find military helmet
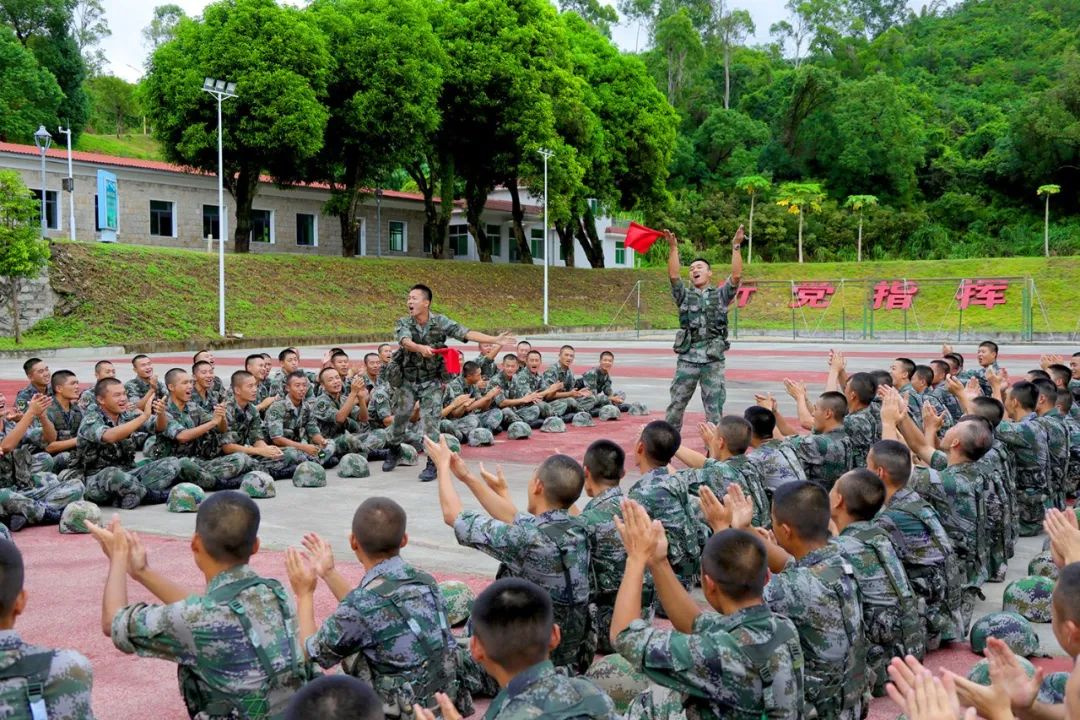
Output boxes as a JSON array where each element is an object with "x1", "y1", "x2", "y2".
[
  {"x1": 293, "y1": 461, "x2": 327, "y2": 488},
  {"x1": 398, "y1": 444, "x2": 419, "y2": 466},
  {"x1": 439, "y1": 580, "x2": 475, "y2": 626},
  {"x1": 572, "y1": 411, "x2": 595, "y2": 427},
  {"x1": 240, "y1": 471, "x2": 276, "y2": 499},
  {"x1": 441, "y1": 433, "x2": 462, "y2": 454},
  {"x1": 627, "y1": 402, "x2": 650, "y2": 416},
  {"x1": 1003, "y1": 576, "x2": 1056, "y2": 623},
  {"x1": 1027, "y1": 551, "x2": 1059, "y2": 581},
  {"x1": 969, "y1": 611, "x2": 1039, "y2": 656},
  {"x1": 584, "y1": 654, "x2": 648, "y2": 714},
  {"x1": 59, "y1": 500, "x2": 102, "y2": 534},
  {"x1": 167, "y1": 483, "x2": 206, "y2": 513},
  {"x1": 338, "y1": 453, "x2": 371, "y2": 478},
  {"x1": 598, "y1": 405, "x2": 622, "y2": 421},
  {"x1": 468, "y1": 428, "x2": 494, "y2": 447},
  {"x1": 967, "y1": 655, "x2": 1036, "y2": 686},
  {"x1": 507, "y1": 421, "x2": 532, "y2": 439},
  {"x1": 541, "y1": 416, "x2": 567, "y2": 433},
  {"x1": 1038, "y1": 671, "x2": 1069, "y2": 705}
]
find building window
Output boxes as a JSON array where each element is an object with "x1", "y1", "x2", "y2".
[
  {"x1": 296, "y1": 213, "x2": 316, "y2": 247},
  {"x1": 251, "y1": 209, "x2": 273, "y2": 243},
  {"x1": 149, "y1": 200, "x2": 174, "y2": 237},
  {"x1": 615, "y1": 240, "x2": 626, "y2": 265},
  {"x1": 30, "y1": 190, "x2": 59, "y2": 230},
  {"x1": 389, "y1": 220, "x2": 406, "y2": 252},
  {"x1": 486, "y1": 224, "x2": 502, "y2": 258},
  {"x1": 530, "y1": 227, "x2": 545, "y2": 259},
  {"x1": 202, "y1": 205, "x2": 220, "y2": 240},
  {"x1": 449, "y1": 224, "x2": 469, "y2": 257}
]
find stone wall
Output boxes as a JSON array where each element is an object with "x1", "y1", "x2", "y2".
[{"x1": 0, "y1": 270, "x2": 58, "y2": 337}]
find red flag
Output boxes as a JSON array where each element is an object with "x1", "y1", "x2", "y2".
[
  {"x1": 623, "y1": 222, "x2": 663, "y2": 253},
  {"x1": 433, "y1": 347, "x2": 463, "y2": 373}
]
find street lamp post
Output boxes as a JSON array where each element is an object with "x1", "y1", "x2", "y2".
[
  {"x1": 33, "y1": 126, "x2": 52, "y2": 238},
  {"x1": 58, "y1": 126, "x2": 75, "y2": 240},
  {"x1": 375, "y1": 187, "x2": 383, "y2": 257},
  {"x1": 201, "y1": 77, "x2": 237, "y2": 338},
  {"x1": 537, "y1": 148, "x2": 553, "y2": 326}
]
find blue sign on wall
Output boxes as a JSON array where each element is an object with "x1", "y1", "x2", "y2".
[{"x1": 96, "y1": 170, "x2": 118, "y2": 242}]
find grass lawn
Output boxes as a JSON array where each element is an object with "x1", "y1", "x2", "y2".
[{"x1": 74, "y1": 133, "x2": 164, "y2": 161}]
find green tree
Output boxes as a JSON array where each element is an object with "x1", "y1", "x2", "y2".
[
  {"x1": 69, "y1": 0, "x2": 109, "y2": 75},
  {"x1": 142, "y1": 0, "x2": 330, "y2": 253},
  {"x1": 654, "y1": 8, "x2": 701, "y2": 105},
  {"x1": 558, "y1": 0, "x2": 618, "y2": 36},
  {"x1": 0, "y1": 170, "x2": 50, "y2": 344},
  {"x1": 715, "y1": 8, "x2": 753, "y2": 109},
  {"x1": 843, "y1": 193, "x2": 877, "y2": 261},
  {"x1": 1036, "y1": 184, "x2": 1060, "y2": 258},
  {"x1": 775, "y1": 180, "x2": 824, "y2": 262},
  {"x1": 142, "y1": 4, "x2": 185, "y2": 52},
  {"x1": 735, "y1": 174, "x2": 771, "y2": 262},
  {"x1": 0, "y1": 26, "x2": 63, "y2": 142},
  {"x1": 86, "y1": 74, "x2": 135, "y2": 136}
]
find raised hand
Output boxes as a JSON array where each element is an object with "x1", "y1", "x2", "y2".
[
  {"x1": 699, "y1": 485, "x2": 731, "y2": 532},
  {"x1": 479, "y1": 463, "x2": 508, "y2": 497},
  {"x1": 300, "y1": 533, "x2": 335, "y2": 577},
  {"x1": 28, "y1": 394, "x2": 51, "y2": 417},
  {"x1": 285, "y1": 547, "x2": 317, "y2": 596},
  {"x1": 725, "y1": 483, "x2": 753, "y2": 529},
  {"x1": 698, "y1": 422, "x2": 717, "y2": 447},
  {"x1": 413, "y1": 693, "x2": 463, "y2": 720},
  {"x1": 732, "y1": 225, "x2": 745, "y2": 247},
  {"x1": 983, "y1": 638, "x2": 1042, "y2": 712},
  {"x1": 921, "y1": 402, "x2": 943, "y2": 433},
  {"x1": 1044, "y1": 508, "x2": 1080, "y2": 567},
  {"x1": 126, "y1": 530, "x2": 148, "y2": 577},
  {"x1": 614, "y1": 499, "x2": 666, "y2": 566},
  {"x1": 783, "y1": 378, "x2": 806, "y2": 399},
  {"x1": 422, "y1": 435, "x2": 453, "y2": 470},
  {"x1": 86, "y1": 515, "x2": 121, "y2": 560}
]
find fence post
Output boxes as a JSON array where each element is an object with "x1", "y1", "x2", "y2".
[
  {"x1": 635, "y1": 281, "x2": 641, "y2": 340},
  {"x1": 842, "y1": 307, "x2": 846, "y2": 341},
  {"x1": 790, "y1": 281, "x2": 797, "y2": 339}
]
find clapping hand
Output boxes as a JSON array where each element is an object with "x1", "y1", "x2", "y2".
[{"x1": 614, "y1": 499, "x2": 667, "y2": 567}]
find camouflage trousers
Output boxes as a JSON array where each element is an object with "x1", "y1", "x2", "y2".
[
  {"x1": 30, "y1": 451, "x2": 55, "y2": 474},
  {"x1": 330, "y1": 428, "x2": 387, "y2": 457},
  {"x1": 665, "y1": 358, "x2": 725, "y2": 431},
  {"x1": 985, "y1": 479, "x2": 1009, "y2": 581},
  {"x1": 43, "y1": 451, "x2": 74, "y2": 474},
  {"x1": 0, "y1": 475, "x2": 85, "y2": 525},
  {"x1": 590, "y1": 594, "x2": 656, "y2": 656},
  {"x1": 501, "y1": 402, "x2": 551, "y2": 426},
  {"x1": 253, "y1": 448, "x2": 308, "y2": 480},
  {"x1": 190, "y1": 452, "x2": 255, "y2": 491},
  {"x1": 440, "y1": 409, "x2": 503, "y2": 440},
  {"x1": 625, "y1": 685, "x2": 691, "y2": 720},
  {"x1": 1016, "y1": 481, "x2": 1051, "y2": 536},
  {"x1": 389, "y1": 380, "x2": 443, "y2": 446},
  {"x1": 83, "y1": 457, "x2": 204, "y2": 506}
]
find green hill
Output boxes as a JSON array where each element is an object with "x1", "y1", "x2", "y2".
[{"x1": 74, "y1": 134, "x2": 164, "y2": 161}]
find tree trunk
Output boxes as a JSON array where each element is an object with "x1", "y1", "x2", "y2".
[
  {"x1": 555, "y1": 221, "x2": 575, "y2": 268},
  {"x1": 507, "y1": 183, "x2": 534, "y2": 265},
  {"x1": 464, "y1": 179, "x2": 494, "y2": 263},
  {"x1": 408, "y1": 159, "x2": 440, "y2": 259},
  {"x1": 573, "y1": 208, "x2": 605, "y2": 268},
  {"x1": 723, "y1": 45, "x2": 731, "y2": 110},
  {"x1": 227, "y1": 166, "x2": 259, "y2": 254},
  {"x1": 1044, "y1": 195, "x2": 1050, "y2": 258},
  {"x1": 9, "y1": 278, "x2": 20, "y2": 345},
  {"x1": 434, "y1": 150, "x2": 455, "y2": 259},
  {"x1": 857, "y1": 213, "x2": 863, "y2": 263},
  {"x1": 747, "y1": 192, "x2": 755, "y2": 263},
  {"x1": 797, "y1": 210, "x2": 804, "y2": 263}
]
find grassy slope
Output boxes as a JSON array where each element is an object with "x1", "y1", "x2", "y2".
[
  {"x1": 74, "y1": 134, "x2": 164, "y2": 161},
  {"x1": 5, "y1": 241, "x2": 1078, "y2": 350}
]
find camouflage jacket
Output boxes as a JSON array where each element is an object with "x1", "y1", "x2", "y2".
[
  {"x1": 77, "y1": 388, "x2": 97, "y2": 412},
  {"x1": 747, "y1": 439, "x2": 806, "y2": 493},
  {"x1": 0, "y1": 630, "x2": 94, "y2": 720},
  {"x1": 956, "y1": 362, "x2": 1000, "y2": 397},
  {"x1": 996, "y1": 413, "x2": 1050, "y2": 491},
  {"x1": 1034, "y1": 410, "x2": 1070, "y2": 492},
  {"x1": 789, "y1": 427, "x2": 854, "y2": 490},
  {"x1": 367, "y1": 386, "x2": 395, "y2": 429},
  {"x1": 930, "y1": 383, "x2": 964, "y2": 423},
  {"x1": 922, "y1": 451, "x2": 988, "y2": 587},
  {"x1": 580, "y1": 368, "x2": 614, "y2": 398},
  {"x1": 265, "y1": 398, "x2": 320, "y2": 443},
  {"x1": 472, "y1": 355, "x2": 498, "y2": 381},
  {"x1": 579, "y1": 486, "x2": 626, "y2": 598},
  {"x1": 484, "y1": 660, "x2": 615, "y2": 720},
  {"x1": 268, "y1": 371, "x2": 317, "y2": 402},
  {"x1": 26, "y1": 401, "x2": 83, "y2": 453},
  {"x1": 391, "y1": 312, "x2": 471, "y2": 385},
  {"x1": 310, "y1": 391, "x2": 364, "y2": 439},
  {"x1": 0, "y1": 444, "x2": 38, "y2": 492},
  {"x1": 76, "y1": 407, "x2": 152, "y2": 475},
  {"x1": 222, "y1": 399, "x2": 267, "y2": 447},
  {"x1": 154, "y1": 399, "x2": 221, "y2": 459},
  {"x1": 190, "y1": 384, "x2": 229, "y2": 415},
  {"x1": 688, "y1": 456, "x2": 770, "y2": 528},
  {"x1": 843, "y1": 406, "x2": 881, "y2": 469},
  {"x1": 14, "y1": 383, "x2": 52, "y2": 413},
  {"x1": 671, "y1": 277, "x2": 738, "y2": 364},
  {"x1": 629, "y1": 468, "x2": 702, "y2": 574},
  {"x1": 541, "y1": 365, "x2": 578, "y2": 397},
  {"x1": 124, "y1": 377, "x2": 167, "y2": 407},
  {"x1": 493, "y1": 372, "x2": 536, "y2": 408}
]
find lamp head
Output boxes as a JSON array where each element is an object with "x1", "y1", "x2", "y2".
[{"x1": 33, "y1": 125, "x2": 52, "y2": 151}]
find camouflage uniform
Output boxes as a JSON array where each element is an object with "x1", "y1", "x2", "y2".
[
  {"x1": 369, "y1": 385, "x2": 423, "y2": 448},
  {"x1": 111, "y1": 565, "x2": 311, "y2": 718},
  {"x1": 440, "y1": 378, "x2": 503, "y2": 440},
  {"x1": 956, "y1": 362, "x2": 1001, "y2": 397},
  {"x1": 454, "y1": 509, "x2": 591, "y2": 672},
  {"x1": 77, "y1": 388, "x2": 97, "y2": 412},
  {"x1": 615, "y1": 604, "x2": 804, "y2": 720},
  {"x1": 747, "y1": 439, "x2": 806, "y2": 495},
  {"x1": 0, "y1": 440, "x2": 84, "y2": 526},
  {"x1": 907, "y1": 387, "x2": 955, "y2": 437},
  {"x1": 150, "y1": 399, "x2": 252, "y2": 491},
  {"x1": 1034, "y1": 409, "x2": 1070, "y2": 510},
  {"x1": 190, "y1": 384, "x2": 229, "y2": 415},
  {"x1": 763, "y1": 543, "x2": 865, "y2": 720},
  {"x1": 843, "y1": 407, "x2": 880, "y2": 470},
  {"x1": 385, "y1": 312, "x2": 471, "y2": 445},
  {"x1": 996, "y1": 413, "x2": 1051, "y2": 536},
  {"x1": 310, "y1": 391, "x2": 386, "y2": 456},
  {"x1": 305, "y1": 556, "x2": 468, "y2": 718},
  {"x1": 580, "y1": 368, "x2": 618, "y2": 410},
  {"x1": 123, "y1": 377, "x2": 167, "y2": 407},
  {"x1": 255, "y1": 377, "x2": 277, "y2": 408},
  {"x1": 0, "y1": 630, "x2": 94, "y2": 718},
  {"x1": 683, "y1": 456, "x2": 770, "y2": 529},
  {"x1": 542, "y1": 365, "x2": 598, "y2": 416},
  {"x1": 874, "y1": 487, "x2": 965, "y2": 646},
  {"x1": 484, "y1": 660, "x2": 615, "y2": 719},
  {"x1": 665, "y1": 277, "x2": 737, "y2": 431},
  {"x1": 13, "y1": 384, "x2": 52, "y2": 413},
  {"x1": 222, "y1": 399, "x2": 307, "y2": 480},
  {"x1": 473, "y1": 355, "x2": 498, "y2": 381},
  {"x1": 931, "y1": 383, "x2": 963, "y2": 424},
  {"x1": 492, "y1": 371, "x2": 551, "y2": 426},
  {"x1": 833, "y1": 522, "x2": 925, "y2": 696},
  {"x1": 1064, "y1": 410, "x2": 1080, "y2": 498},
  {"x1": 264, "y1": 398, "x2": 335, "y2": 467},
  {"x1": 788, "y1": 428, "x2": 854, "y2": 491},
  {"x1": 628, "y1": 469, "x2": 702, "y2": 588},
  {"x1": 977, "y1": 439, "x2": 1016, "y2": 580},
  {"x1": 28, "y1": 400, "x2": 83, "y2": 473},
  {"x1": 268, "y1": 370, "x2": 318, "y2": 402}
]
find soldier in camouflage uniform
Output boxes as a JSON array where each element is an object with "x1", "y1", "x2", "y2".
[
  {"x1": 369, "y1": 382, "x2": 424, "y2": 449},
  {"x1": 664, "y1": 226, "x2": 743, "y2": 431},
  {"x1": 78, "y1": 360, "x2": 116, "y2": 411},
  {"x1": 525, "y1": 351, "x2": 570, "y2": 413},
  {"x1": 265, "y1": 374, "x2": 335, "y2": 467},
  {"x1": 190, "y1": 359, "x2": 229, "y2": 415},
  {"x1": 760, "y1": 481, "x2": 865, "y2": 720},
  {"x1": 944, "y1": 340, "x2": 1001, "y2": 396},
  {"x1": 777, "y1": 389, "x2": 854, "y2": 491},
  {"x1": 579, "y1": 351, "x2": 625, "y2": 412},
  {"x1": 0, "y1": 539, "x2": 95, "y2": 717},
  {"x1": 907, "y1": 365, "x2": 955, "y2": 436},
  {"x1": 674, "y1": 418, "x2": 770, "y2": 528},
  {"x1": 192, "y1": 349, "x2": 228, "y2": 397},
  {"x1": 472, "y1": 341, "x2": 501, "y2": 381},
  {"x1": 124, "y1": 355, "x2": 167, "y2": 413},
  {"x1": 13, "y1": 358, "x2": 53, "y2": 414},
  {"x1": 493, "y1": 354, "x2": 557, "y2": 426},
  {"x1": 822, "y1": 356, "x2": 879, "y2": 470},
  {"x1": 360, "y1": 352, "x2": 383, "y2": 392},
  {"x1": 541, "y1": 345, "x2": 598, "y2": 418},
  {"x1": 382, "y1": 284, "x2": 512, "y2": 481},
  {"x1": 744, "y1": 406, "x2": 805, "y2": 494},
  {"x1": 286, "y1": 498, "x2": 470, "y2": 719},
  {"x1": 75, "y1": 378, "x2": 201, "y2": 508},
  {"x1": 92, "y1": 494, "x2": 312, "y2": 718},
  {"x1": 1057, "y1": 390, "x2": 1080, "y2": 498},
  {"x1": 997, "y1": 380, "x2": 1052, "y2": 536},
  {"x1": 868, "y1": 440, "x2": 965, "y2": 647},
  {"x1": 969, "y1": 396, "x2": 1017, "y2": 582},
  {"x1": 1031, "y1": 379, "x2": 1070, "y2": 510},
  {"x1": 440, "y1": 361, "x2": 504, "y2": 440},
  {"x1": 245, "y1": 354, "x2": 280, "y2": 414},
  {"x1": 29, "y1": 369, "x2": 83, "y2": 473},
  {"x1": 269, "y1": 348, "x2": 320, "y2": 401},
  {"x1": 311, "y1": 368, "x2": 387, "y2": 457},
  {"x1": 930, "y1": 359, "x2": 964, "y2": 422},
  {"x1": 829, "y1": 469, "x2": 925, "y2": 697},
  {"x1": 220, "y1": 370, "x2": 308, "y2": 480}
]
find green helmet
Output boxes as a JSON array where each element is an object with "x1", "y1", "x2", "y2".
[
  {"x1": 541, "y1": 416, "x2": 566, "y2": 433},
  {"x1": 468, "y1": 428, "x2": 494, "y2": 447},
  {"x1": 1027, "y1": 551, "x2": 1059, "y2": 581},
  {"x1": 167, "y1": 483, "x2": 206, "y2": 513},
  {"x1": 0, "y1": 524, "x2": 9, "y2": 542},
  {"x1": 1003, "y1": 576, "x2": 1056, "y2": 623},
  {"x1": 316, "y1": 440, "x2": 337, "y2": 466},
  {"x1": 398, "y1": 444, "x2": 419, "y2": 466},
  {"x1": 292, "y1": 461, "x2": 327, "y2": 488},
  {"x1": 338, "y1": 453, "x2": 371, "y2": 478},
  {"x1": 598, "y1": 405, "x2": 622, "y2": 421},
  {"x1": 441, "y1": 433, "x2": 462, "y2": 454},
  {"x1": 59, "y1": 500, "x2": 102, "y2": 534},
  {"x1": 439, "y1": 580, "x2": 475, "y2": 626},
  {"x1": 507, "y1": 421, "x2": 532, "y2": 439},
  {"x1": 967, "y1": 655, "x2": 1036, "y2": 686},
  {"x1": 969, "y1": 611, "x2": 1039, "y2": 656},
  {"x1": 627, "y1": 403, "x2": 650, "y2": 416},
  {"x1": 1038, "y1": 671, "x2": 1069, "y2": 705},
  {"x1": 240, "y1": 471, "x2": 276, "y2": 499},
  {"x1": 584, "y1": 654, "x2": 648, "y2": 714},
  {"x1": 572, "y1": 412, "x2": 595, "y2": 427}
]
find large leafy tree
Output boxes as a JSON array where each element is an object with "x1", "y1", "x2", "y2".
[
  {"x1": 142, "y1": 0, "x2": 330, "y2": 253},
  {"x1": 142, "y1": 4, "x2": 185, "y2": 52},
  {"x1": 86, "y1": 74, "x2": 136, "y2": 136},
  {"x1": 0, "y1": 170, "x2": 50, "y2": 344},
  {"x1": 776, "y1": 180, "x2": 824, "y2": 262},
  {"x1": 0, "y1": 26, "x2": 63, "y2": 141},
  {"x1": 69, "y1": 0, "x2": 108, "y2": 75}
]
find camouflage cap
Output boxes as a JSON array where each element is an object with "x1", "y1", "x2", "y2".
[
  {"x1": 572, "y1": 411, "x2": 595, "y2": 427},
  {"x1": 627, "y1": 402, "x2": 649, "y2": 416},
  {"x1": 598, "y1": 405, "x2": 622, "y2": 421},
  {"x1": 1038, "y1": 671, "x2": 1069, "y2": 705},
  {"x1": 167, "y1": 483, "x2": 206, "y2": 513},
  {"x1": 59, "y1": 500, "x2": 102, "y2": 534},
  {"x1": 468, "y1": 428, "x2": 494, "y2": 447},
  {"x1": 292, "y1": 461, "x2": 327, "y2": 488},
  {"x1": 338, "y1": 453, "x2": 371, "y2": 478},
  {"x1": 240, "y1": 471, "x2": 276, "y2": 499},
  {"x1": 1027, "y1": 551, "x2": 1059, "y2": 581},
  {"x1": 438, "y1": 580, "x2": 475, "y2": 626},
  {"x1": 441, "y1": 434, "x2": 462, "y2": 454},
  {"x1": 967, "y1": 655, "x2": 1036, "y2": 686},
  {"x1": 1003, "y1": 576, "x2": 1056, "y2": 623},
  {"x1": 584, "y1": 654, "x2": 648, "y2": 714},
  {"x1": 398, "y1": 444, "x2": 419, "y2": 466},
  {"x1": 507, "y1": 421, "x2": 532, "y2": 439},
  {"x1": 541, "y1": 416, "x2": 566, "y2": 433},
  {"x1": 0, "y1": 523, "x2": 9, "y2": 542},
  {"x1": 969, "y1": 611, "x2": 1039, "y2": 656}
]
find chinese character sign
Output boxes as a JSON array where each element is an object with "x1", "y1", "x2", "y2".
[
  {"x1": 790, "y1": 283, "x2": 835, "y2": 309},
  {"x1": 735, "y1": 285, "x2": 757, "y2": 308},
  {"x1": 872, "y1": 281, "x2": 919, "y2": 310},
  {"x1": 956, "y1": 280, "x2": 1009, "y2": 310}
]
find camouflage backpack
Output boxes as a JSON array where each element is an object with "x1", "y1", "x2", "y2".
[{"x1": 0, "y1": 649, "x2": 58, "y2": 720}]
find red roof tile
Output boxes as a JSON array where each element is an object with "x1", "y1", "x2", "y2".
[{"x1": 605, "y1": 226, "x2": 629, "y2": 235}]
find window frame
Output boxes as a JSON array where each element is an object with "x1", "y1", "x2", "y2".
[
  {"x1": 148, "y1": 199, "x2": 175, "y2": 238},
  {"x1": 388, "y1": 220, "x2": 407, "y2": 253},
  {"x1": 296, "y1": 212, "x2": 317, "y2": 247},
  {"x1": 250, "y1": 208, "x2": 275, "y2": 244}
]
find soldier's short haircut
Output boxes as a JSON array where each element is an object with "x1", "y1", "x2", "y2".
[
  {"x1": 701, "y1": 529, "x2": 767, "y2": 601},
  {"x1": 837, "y1": 469, "x2": 885, "y2": 521},
  {"x1": 1028, "y1": 369, "x2": 1051, "y2": 382},
  {"x1": 502, "y1": 353, "x2": 518, "y2": 365},
  {"x1": 742, "y1": 406, "x2": 776, "y2": 440},
  {"x1": 955, "y1": 420, "x2": 992, "y2": 462},
  {"x1": 979, "y1": 340, "x2": 999, "y2": 356},
  {"x1": 641, "y1": 420, "x2": 681, "y2": 464},
  {"x1": 583, "y1": 440, "x2": 625, "y2": 486},
  {"x1": 195, "y1": 491, "x2": 260, "y2": 564},
  {"x1": 131, "y1": 354, "x2": 150, "y2": 367},
  {"x1": 526, "y1": 350, "x2": 541, "y2": 360},
  {"x1": 818, "y1": 391, "x2": 849, "y2": 421},
  {"x1": 847, "y1": 372, "x2": 876, "y2": 406},
  {"x1": 690, "y1": 257, "x2": 711, "y2": 268},
  {"x1": 330, "y1": 348, "x2": 345, "y2": 356},
  {"x1": 1033, "y1": 378, "x2": 1058, "y2": 405},
  {"x1": 352, "y1": 497, "x2": 406, "y2": 558},
  {"x1": 1052, "y1": 563, "x2": 1080, "y2": 625},
  {"x1": 870, "y1": 370, "x2": 893, "y2": 389},
  {"x1": 192, "y1": 350, "x2": 206, "y2": 363},
  {"x1": 560, "y1": 345, "x2": 575, "y2": 353},
  {"x1": 50, "y1": 369, "x2": 76, "y2": 391},
  {"x1": 718, "y1": 416, "x2": 752, "y2": 454},
  {"x1": 959, "y1": 414, "x2": 995, "y2": 437},
  {"x1": 377, "y1": 343, "x2": 391, "y2": 353},
  {"x1": 94, "y1": 360, "x2": 114, "y2": 374},
  {"x1": 913, "y1": 365, "x2": 934, "y2": 387},
  {"x1": 278, "y1": 348, "x2": 298, "y2": 362},
  {"x1": 330, "y1": 351, "x2": 349, "y2": 363},
  {"x1": 472, "y1": 578, "x2": 553, "y2": 673},
  {"x1": 599, "y1": 351, "x2": 614, "y2": 361},
  {"x1": 944, "y1": 352, "x2": 965, "y2": 370},
  {"x1": 1057, "y1": 390, "x2": 1073, "y2": 414},
  {"x1": 411, "y1": 283, "x2": 433, "y2": 302},
  {"x1": 21, "y1": 358, "x2": 43, "y2": 376},
  {"x1": 286, "y1": 370, "x2": 309, "y2": 386},
  {"x1": 1048, "y1": 364, "x2": 1072, "y2": 388},
  {"x1": 164, "y1": 367, "x2": 187, "y2": 389},
  {"x1": 930, "y1": 360, "x2": 950, "y2": 377},
  {"x1": 1009, "y1": 380, "x2": 1039, "y2": 411},
  {"x1": 894, "y1": 357, "x2": 916, "y2": 380},
  {"x1": 517, "y1": 341, "x2": 531, "y2": 350},
  {"x1": 192, "y1": 360, "x2": 212, "y2": 375},
  {"x1": 971, "y1": 396, "x2": 1005, "y2": 426},
  {"x1": 95, "y1": 377, "x2": 122, "y2": 398},
  {"x1": 283, "y1": 675, "x2": 383, "y2": 720},
  {"x1": 772, "y1": 481, "x2": 830, "y2": 542},
  {"x1": 0, "y1": 540, "x2": 24, "y2": 617},
  {"x1": 462, "y1": 361, "x2": 480, "y2": 377},
  {"x1": 231, "y1": 370, "x2": 254, "y2": 390},
  {"x1": 261, "y1": 353, "x2": 272, "y2": 361},
  {"x1": 244, "y1": 354, "x2": 263, "y2": 370},
  {"x1": 363, "y1": 353, "x2": 378, "y2": 363},
  {"x1": 536, "y1": 454, "x2": 585, "y2": 507},
  {"x1": 869, "y1": 440, "x2": 911, "y2": 487}
]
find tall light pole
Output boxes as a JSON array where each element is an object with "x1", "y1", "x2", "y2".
[
  {"x1": 375, "y1": 187, "x2": 383, "y2": 257},
  {"x1": 202, "y1": 77, "x2": 237, "y2": 337},
  {"x1": 58, "y1": 126, "x2": 75, "y2": 240},
  {"x1": 33, "y1": 126, "x2": 52, "y2": 238},
  {"x1": 537, "y1": 148, "x2": 553, "y2": 326}
]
